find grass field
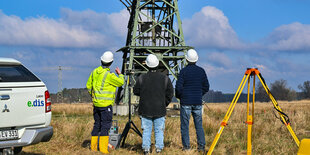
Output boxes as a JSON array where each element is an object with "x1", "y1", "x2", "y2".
[{"x1": 21, "y1": 100, "x2": 310, "y2": 155}]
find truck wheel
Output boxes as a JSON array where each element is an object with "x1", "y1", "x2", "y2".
[
  {"x1": 13, "y1": 147, "x2": 22, "y2": 154},
  {"x1": 0, "y1": 148, "x2": 13, "y2": 155}
]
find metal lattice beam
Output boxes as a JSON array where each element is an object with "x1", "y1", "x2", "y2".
[{"x1": 117, "y1": 0, "x2": 192, "y2": 105}]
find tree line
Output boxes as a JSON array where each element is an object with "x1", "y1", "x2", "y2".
[
  {"x1": 51, "y1": 80, "x2": 310, "y2": 103},
  {"x1": 256, "y1": 79, "x2": 310, "y2": 102},
  {"x1": 204, "y1": 80, "x2": 310, "y2": 103}
]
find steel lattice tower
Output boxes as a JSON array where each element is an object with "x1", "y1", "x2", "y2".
[{"x1": 117, "y1": 0, "x2": 192, "y2": 105}]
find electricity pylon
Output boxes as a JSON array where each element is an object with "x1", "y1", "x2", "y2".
[
  {"x1": 43, "y1": 66, "x2": 72, "y2": 103},
  {"x1": 116, "y1": 0, "x2": 192, "y2": 148},
  {"x1": 116, "y1": 0, "x2": 192, "y2": 105}
]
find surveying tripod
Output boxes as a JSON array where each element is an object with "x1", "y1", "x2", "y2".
[
  {"x1": 117, "y1": 77, "x2": 142, "y2": 148},
  {"x1": 207, "y1": 68, "x2": 300, "y2": 155}
]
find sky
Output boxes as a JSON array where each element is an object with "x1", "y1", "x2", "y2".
[{"x1": 0, "y1": 0, "x2": 310, "y2": 93}]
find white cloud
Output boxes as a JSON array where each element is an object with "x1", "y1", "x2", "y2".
[
  {"x1": 1, "y1": 6, "x2": 309, "y2": 93},
  {"x1": 9, "y1": 48, "x2": 125, "y2": 93},
  {"x1": 60, "y1": 8, "x2": 129, "y2": 38},
  {"x1": 10, "y1": 49, "x2": 102, "y2": 92},
  {"x1": 183, "y1": 6, "x2": 245, "y2": 50},
  {"x1": 0, "y1": 9, "x2": 130, "y2": 48},
  {"x1": 264, "y1": 22, "x2": 310, "y2": 51},
  {"x1": 11, "y1": 49, "x2": 99, "y2": 70},
  {"x1": 253, "y1": 64, "x2": 273, "y2": 77},
  {"x1": 201, "y1": 64, "x2": 231, "y2": 77},
  {"x1": 206, "y1": 52, "x2": 232, "y2": 68}
]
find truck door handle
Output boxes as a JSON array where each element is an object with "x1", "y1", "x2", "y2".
[{"x1": 0, "y1": 95, "x2": 10, "y2": 100}]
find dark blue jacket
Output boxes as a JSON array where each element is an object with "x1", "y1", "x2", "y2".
[{"x1": 175, "y1": 64, "x2": 209, "y2": 105}]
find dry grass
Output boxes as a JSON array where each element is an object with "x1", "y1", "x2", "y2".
[{"x1": 21, "y1": 100, "x2": 310, "y2": 155}]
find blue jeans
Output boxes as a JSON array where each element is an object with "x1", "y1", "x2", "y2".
[
  {"x1": 180, "y1": 105, "x2": 205, "y2": 149},
  {"x1": 140, "y1": 116, "x2": 166, "y2": 151}
]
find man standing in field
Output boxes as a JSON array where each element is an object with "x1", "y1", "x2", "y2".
[
  {"x1": 133, "y1": 54, "x2": 174, "y2": 154},
  {"x1": 86, "y1": 51, "x2": 124, "y2": 154},
  {"x1": 175, "y1": 49, "x2": 209, "y2": 152}
]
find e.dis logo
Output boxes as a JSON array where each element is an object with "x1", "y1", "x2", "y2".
[{"x1": 27, "y1": 99, "x2": 45, "y2": 107}]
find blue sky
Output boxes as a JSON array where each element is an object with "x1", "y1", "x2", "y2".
[{"x1": 0, "y1": 0, "x2": 309, "y2": 93}]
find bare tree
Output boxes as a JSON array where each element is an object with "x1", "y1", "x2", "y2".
[
  {"x1": 270, "y1": 79, "x2": 296, "y2": 101},
  {"x1": 256, "y1": 83, "x2": 270, "y2": 102},
  {"x1": 298, "y1": 81, "x2": 310, "y2": 99}
]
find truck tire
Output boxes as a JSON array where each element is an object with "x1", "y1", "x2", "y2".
[{"x1": 13, "y1": 147, "x2": 22, "y2": 154}]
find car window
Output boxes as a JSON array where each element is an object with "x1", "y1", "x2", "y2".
[{"x1": 0, "y1": 65, "x2": 40, "y2": 82}]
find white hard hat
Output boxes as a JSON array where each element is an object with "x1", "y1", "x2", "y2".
[
  {"x1": 101, "y1": 51, "x2": 114, "y2": 63},
  {"x1": 146, "y1": 54, "x2": 159, "y2": 68},
  {"x1": 185, "y1": 49, "x2": 198, "y2": 62}
]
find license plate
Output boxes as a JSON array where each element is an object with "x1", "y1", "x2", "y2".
[{"x1": 0, "y1": 129, "x2": 18, "y2": 140}]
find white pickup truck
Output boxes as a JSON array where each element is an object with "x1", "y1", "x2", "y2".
[{"x1": 0, "y1": 58, "x2": 53, "y2": 154}]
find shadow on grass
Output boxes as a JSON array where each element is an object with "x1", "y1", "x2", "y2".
[
  {"x1": 81, "y1": 139, "x2": 91, "y2": 149},
  {"x1": 81, "y1": 139, "x2": 173, "y2": 153},
  {"x1": 20, "y1": 152, "x2": 44, "y2": 155},
  {"x1": 81, "y1": 139, "x2": 142, "y2": 152},
  {"x1": 120, "y1": 143, "x2": 141, "y2": 151},
  {"x1": 120, "y1": 141, "x2": 174, "y2": 154}
]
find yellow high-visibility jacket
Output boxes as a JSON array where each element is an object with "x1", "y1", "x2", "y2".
[{"x1": 86, "y1": 66, "x2": 124, "y2": 107}]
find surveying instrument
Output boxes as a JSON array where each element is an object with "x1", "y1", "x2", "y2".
[{"x1": 207, "y1": 68, "x2": 310, "y2": 155}]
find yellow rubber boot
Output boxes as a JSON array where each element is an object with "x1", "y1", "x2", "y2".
[
  {"x1": 90, "y1": 136, "x2": 98, "y2": 151},
  {"x1": 99, "y1": 136, "x2": 109, "y2": 154}
]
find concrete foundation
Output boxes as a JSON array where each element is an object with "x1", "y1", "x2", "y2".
[{"x1": 113, "y1": 105, "x2": 135, "y2": 116}]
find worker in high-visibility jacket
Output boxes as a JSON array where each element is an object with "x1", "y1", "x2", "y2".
[{"x1": 86, "y1": 51, "x2": 124, "y2": 154}]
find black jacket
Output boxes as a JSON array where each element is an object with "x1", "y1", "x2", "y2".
[{"x1": 133, "y1": 71, "x2": 173, "y2": 118}]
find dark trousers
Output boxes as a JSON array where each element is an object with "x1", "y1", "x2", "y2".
[{"x1": 91, "y1": 105, "x2": 113, "y2": 136}]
